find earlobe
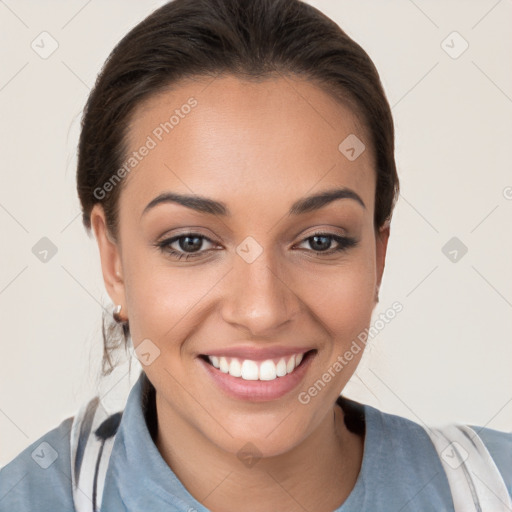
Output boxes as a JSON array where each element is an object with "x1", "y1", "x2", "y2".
[{"x1": 90, "y1": 204, "x2": 126, "y2": 309}]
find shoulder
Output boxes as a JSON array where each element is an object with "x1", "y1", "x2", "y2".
[
  {"x1": 366, "y1": 404, "x2": 512, "y2": 499},
  {"x1": 0, "y1": 416, "x2": 75, "y2": 512},
  {"x1": 367, "y1": 403, "x2": 512, "y2": 466}
]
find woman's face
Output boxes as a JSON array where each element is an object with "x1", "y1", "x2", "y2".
[{"x1": 92, "y1": 74, "x2": 389, "y2": 457}]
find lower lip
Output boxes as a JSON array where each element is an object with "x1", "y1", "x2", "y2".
[{"x1": 197, "y1": 351, "x2": 316, "y2": 402}]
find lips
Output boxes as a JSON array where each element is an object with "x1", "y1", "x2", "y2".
[{"x1": 198, "y1": 349, "x2": 317, "y2": 401}]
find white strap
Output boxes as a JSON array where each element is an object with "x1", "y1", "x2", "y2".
[
  {"x1": 70, "y1": 405, "x2": 511, "y2": 511},
  {"x1": 425, "y1": 424, "x2": 512, "y2": 512},
  {"x1": 70, "y1": 397, "x2": 117, "y2": 512}
]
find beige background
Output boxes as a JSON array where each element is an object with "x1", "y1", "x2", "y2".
[{"x1": 1, "y1": 0, "x2": 511, "y2": 467}]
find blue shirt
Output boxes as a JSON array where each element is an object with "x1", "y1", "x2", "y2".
[{"x1": 1, "y1": 371, "x2": 511, "y2": 511}]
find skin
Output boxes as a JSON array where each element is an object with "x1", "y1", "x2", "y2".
[{"x1": 91, "y1": 74, "x2": 390, "y2": 512}]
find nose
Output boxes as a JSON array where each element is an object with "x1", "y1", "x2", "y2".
[{"x1": 220, "y1": 247, "x2": 301, "y2": 337}]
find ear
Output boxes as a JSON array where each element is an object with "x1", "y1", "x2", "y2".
[
  {"x1": 375, "y1": 220, "x2": 390, "y2": 300},
  {"x1": 90, "y1": 204, "x2": 126, "y2": 312}
]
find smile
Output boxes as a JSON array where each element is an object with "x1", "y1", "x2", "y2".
[
  {"x1": 197, "y1": 347, "x2": 317, "y2": 401},
  {"x1": 203, "y1": 352, "x2": 308, "y2": 381},
  {"x1": 197, "y1": 349, "x2": 318, "y2": 402}
]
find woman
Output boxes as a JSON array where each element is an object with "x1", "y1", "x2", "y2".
[{"x1": 1, "y1": 0, "x2": 510, "y2": 511}]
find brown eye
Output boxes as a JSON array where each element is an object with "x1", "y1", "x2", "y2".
[
  {"x1": 155, "y1": 233, "x2": 217, "y2": 260},
  {"x1": 297, "y1": 232, "x2": 358, "y2": 255}
]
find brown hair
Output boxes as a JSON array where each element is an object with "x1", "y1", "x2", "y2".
[{"x1": 76, "y1": 0, "x2": 399, "y2": 376}]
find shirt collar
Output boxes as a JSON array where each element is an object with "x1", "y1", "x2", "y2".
[
  {"x1": 108, "y1": 371, "x2": 210, "y2": 511},
  {"x1": 107, "y1": 370, "x2": 370, "y2": 511}
]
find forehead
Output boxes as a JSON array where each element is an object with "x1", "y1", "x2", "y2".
[{"x1": 120, "y1": 74, "x2": 375, "y2": 219}]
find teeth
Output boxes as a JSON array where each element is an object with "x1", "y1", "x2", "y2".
[
  {"x1": 276, "y1": 358, "x2": 287, "y2": 377},
  {"x1": 219, "y1": 357, "x2": 229, "y2": 373},
  {"x1": 241, "y1": 360, "x2": 259, "y2": 380},
  {"x1": 207, "y1": 352, "x2": 308, "y2": 381},
  {"x1": 259, "y1": 360, "x2": 277, "y2": 381},
  {"x1": 228, "y1": 358, "x2": 242, "y2": 377}
]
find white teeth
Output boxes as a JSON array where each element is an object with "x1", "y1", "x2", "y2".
[
  {"x1": 241, "y1": 360, "x2": 259, "y2": 380},
  {"x1": 219, "y1": 357, "x2": 229, "y2": 373},
  {"x1": 206, "y1": 352, "x2": 309, "y2": 381},
  {"x1": 276, "y1": 358, "x2": 287, "y2": 377},
  {"x1": 228, "y1": 358, "x2": 242, "y2": 377},
  {"x1": 259, "y1": 360, "x2": 277, "y2": 381}
]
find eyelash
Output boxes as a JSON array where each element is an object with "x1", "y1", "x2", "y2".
[{"x1": 154, "y1": 231, "x2": 358, "y2": 261}]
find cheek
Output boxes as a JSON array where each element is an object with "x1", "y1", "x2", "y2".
[
  {"x1": 123, "y1": 250, "x2": 223, "y2": 346},
  {"x1": 299, "y1": 247, "x2": 377, "y2": 339},
  {"x1": 123, "y1": 232, "x2": 377, "y2": 349}
]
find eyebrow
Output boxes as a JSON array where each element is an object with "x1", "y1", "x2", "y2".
[{"x1": 140, "y1": 187, "x2": 366, "y2": 218}]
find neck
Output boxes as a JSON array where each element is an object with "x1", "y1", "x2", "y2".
[{"x1": 153, "y1": 393, "x2": 364, "y2": 512}]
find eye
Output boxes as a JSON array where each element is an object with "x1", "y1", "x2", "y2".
[
  {"x1": 155, "y1": 233, "x2": 218, "y2": 261},
  {"x1": 155, "y1": 231, "x2": 358, "y2": 262},
  {"x1": 295, "y1": 232, "x2": 358, "y2": 255}
]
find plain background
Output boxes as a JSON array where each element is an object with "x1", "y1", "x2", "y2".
[{"x1": 0, "y1": 0, "x2": 511, "y2": 467}]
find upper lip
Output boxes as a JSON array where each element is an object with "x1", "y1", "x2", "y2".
[{"x1": 200, "y1": 346, "x2": 315, "y2": 361}]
